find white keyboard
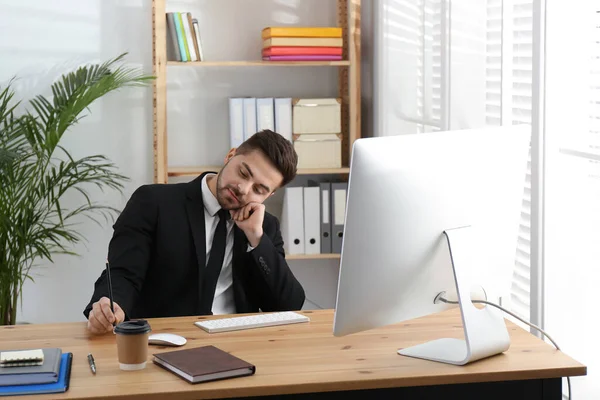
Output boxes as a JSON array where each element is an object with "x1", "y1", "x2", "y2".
[{"x1": 194, "y1": 311, "x2": 309, "y2": 333}]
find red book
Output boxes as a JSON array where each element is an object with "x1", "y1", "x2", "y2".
[
  {"x1": 262, "y1": 46, "x2": 343, "y2": 56},
  {"x1": 263, "y1": 55, "x2": 343, "y2": 61}
]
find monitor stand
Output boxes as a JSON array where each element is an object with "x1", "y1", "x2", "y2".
[{"x1": 397, "y1": 226, "x2": 511, "y2": 365}]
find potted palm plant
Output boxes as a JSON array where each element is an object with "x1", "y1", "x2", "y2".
[{"x1": 0, "y1": 53, "x2": 154, "y2": 325}]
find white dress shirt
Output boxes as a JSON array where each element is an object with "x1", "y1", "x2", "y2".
[
  {"x1": 201, "y1": 174, "x2": 236, "y2": 314},
  {"x1": 200, "y1": 174, "x2": 254, "y2": 315}
]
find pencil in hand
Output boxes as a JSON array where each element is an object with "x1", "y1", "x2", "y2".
[{"x1": 105, "y1": 259, "x2": 115, "y2": 326}]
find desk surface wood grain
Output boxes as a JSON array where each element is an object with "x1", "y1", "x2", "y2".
[{"x1": 0, "y1": 309, "x2": 585, "y2": 400}]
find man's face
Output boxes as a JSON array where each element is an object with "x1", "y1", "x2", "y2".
[{"x1": 215, "y1": 150, "x2": 283, "y2": 210}]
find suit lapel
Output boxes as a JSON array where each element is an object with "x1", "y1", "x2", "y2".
[{"x1": 185, "y1": 172, "x2": 213, "y2": 314}]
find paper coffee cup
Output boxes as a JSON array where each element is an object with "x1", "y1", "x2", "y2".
[{"x1": 114, "y1": 320, "x2": 152, "y2": 371}]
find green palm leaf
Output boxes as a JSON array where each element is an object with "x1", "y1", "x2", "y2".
[{"x1": 0, "y1": 52, "x2": 154, "y2": 325}]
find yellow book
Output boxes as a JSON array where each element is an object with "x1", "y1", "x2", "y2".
[
  {"x1": 262, "y1": 27, "x2": 342, "y2": 40},
  {"x1": 263, "y1": 37, "x2": 343, "y2": 48}
]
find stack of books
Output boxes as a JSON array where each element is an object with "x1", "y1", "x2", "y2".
[
  {"x1": 261, "y1": 27, "x2": 343, "y2": 61},
  {"x1": 166, "y1": 12, "x2": 204, "y2": 62},
  {"x1": 0, "y1": 348, "x2": 72, "y2": 396}
]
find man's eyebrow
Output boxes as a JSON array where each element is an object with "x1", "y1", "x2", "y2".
[
  {"x1": 242, "y1": 162, "x2": 253, "y2": 177},
  {"x1": 242, "y1": 162, "x2": 271, "y2": 192}
]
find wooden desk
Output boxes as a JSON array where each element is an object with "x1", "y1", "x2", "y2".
[{"x1": 0, "y1": 309, "x2": 585, "y2": 400}]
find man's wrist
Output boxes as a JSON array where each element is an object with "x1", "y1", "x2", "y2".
[{"x1": 246, "y1": 229, "x2": 263, "y2": 248}]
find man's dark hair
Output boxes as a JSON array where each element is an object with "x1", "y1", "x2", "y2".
[{"x1": 235, "y1": 129, "x2": 298, "y2": 188}]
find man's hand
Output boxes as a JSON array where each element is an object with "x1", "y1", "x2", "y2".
[
  {"x1": 87, "y1": 297, "x2": 125, "y2": 334},
  {"x1": 230, "y1": 202, "x2": 265, "y2": 247}
]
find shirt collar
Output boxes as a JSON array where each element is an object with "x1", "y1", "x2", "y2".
[{"x1": 201, "y1": 173, "x2": 222, "y2": 217}]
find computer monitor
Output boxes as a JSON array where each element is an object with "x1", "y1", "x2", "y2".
[{"x1": 332, "y1": 125, "x2": 531, "y2": 365}]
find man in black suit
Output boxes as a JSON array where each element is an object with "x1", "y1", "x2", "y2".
[{"x1": 84, "y1": 129, "x2": 305, "y2": 334}]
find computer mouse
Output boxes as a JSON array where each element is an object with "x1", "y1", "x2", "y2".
[{"x1": 148, "y1": 333, "x2": 187, "y2": 346}]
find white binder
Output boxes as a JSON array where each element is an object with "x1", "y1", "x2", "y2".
[
  {"x1": 331, "y1": 182, "x2": 347, "y2": 253},
  {"x1": 274, "y1": 98, "x2": 293, "y2": 142},
  {"x1": 256, "y1": 98, "x2": 275, "y2": 131},
  {"x1": 303, "y1": 186, "x2": 321, "y2": 254},
  {"x1": 243, "y1": 98, "x2": 257, "y2": 140},
  {"x1": 228, "y1": 98, "x2": 244, "y2": 148},
  {"x1": 320, "y1": 182, "x2": 332, "y2": 254},
  {"x1": 281, "y1": 187, "x2": 304, "y2": 255}
]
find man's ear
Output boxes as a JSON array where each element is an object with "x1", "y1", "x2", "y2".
[{"x1": 224, "y1": 148, "x2": 237, "y2": 163}]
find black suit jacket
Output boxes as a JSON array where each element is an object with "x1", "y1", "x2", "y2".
[{"x1": 83, "y1": 173, "x2": 305, "y2": 320}]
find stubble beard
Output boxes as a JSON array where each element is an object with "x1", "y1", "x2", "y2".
[{"x1": 215, "y1": 165, "x2": 243, "y2": 211}]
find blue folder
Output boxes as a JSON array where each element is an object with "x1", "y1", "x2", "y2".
[{"x1": 0, "y1": 353, "x2": 72, "y2": 396}]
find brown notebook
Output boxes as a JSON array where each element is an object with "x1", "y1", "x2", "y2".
[{"x1": 153, "y1": 346, "x2": 255, "y2": 384}]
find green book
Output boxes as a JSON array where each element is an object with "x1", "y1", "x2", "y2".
[{"x1": 176, "y1": 12, "x2": 191, "y2": 61}]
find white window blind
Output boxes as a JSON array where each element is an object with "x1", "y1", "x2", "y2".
[
  {"x1": 378, "y1": 0, "x2": 442, "y2": 134},
  {"x1": 427, "y1": 0, "x2": 443, "y2": 132},
  {"x1": 378, "y1": 0, "x2": 534, "y2": 323},
  {"x1": 593, "y1": 11, "x2": 600, "y2": 152},
  {"x1": 593, "y1": 11, "x2": 600, "y2": 154},
  {"x1": 486, "y1": 0, "x2": 502, "y2": 127},
  {"x1": 485, "y1": 0, "x2": 533, "y2": 323},
  {"x1": 543, "y1": 4, "x2": 600, "y2": 397},
  {"x1": 558, "y1": 10, "x2": 600, "y2": 163}
]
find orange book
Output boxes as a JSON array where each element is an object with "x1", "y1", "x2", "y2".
[
  {"x1": 263, "y1": 47, "x2": 343, "y2": 56},
  {"x1": 262, "y1": 26, "x2": 342, "y2": 40}
]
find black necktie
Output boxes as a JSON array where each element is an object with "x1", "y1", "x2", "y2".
[{"x1": 200, "y1": 209, "x2": 229, "y2": 314}]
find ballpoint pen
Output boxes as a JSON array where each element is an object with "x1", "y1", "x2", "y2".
[{"x1": 87, "y1": 353, "x2": 96, "y2": 374}]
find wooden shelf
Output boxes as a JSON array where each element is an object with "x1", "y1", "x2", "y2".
[
  {"x1": 286, "y1": 253, "x2": 341, "y2": 260},
  {"x1": 152, "y1": 0, "x2": 361, "y2": 184},
  {"x1": 168, "y1": 166, "x2": 350, "y2": 177},
  {"x1": 167, "y1": 61, "x2": 351, "y2": 67}
]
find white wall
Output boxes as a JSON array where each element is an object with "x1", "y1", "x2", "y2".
[
  {"x1": 544, "y1": 1, "x2": 599, "y2": 397},
  {"x1": 0, "y1": 0, "x2": 362, "y2": 323}
]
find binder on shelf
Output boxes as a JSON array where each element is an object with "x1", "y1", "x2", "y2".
[
  {"x1": 243, "y1": 98, "x2": 257, "y2": 140},
  {"x1": 256, "y1": 98, "x2": 275, "y2": 131},
  {"x1": 281, "y1": 187, "x2": 304, "y2": 255},
  {"x1": 303, "y1": 186, "x2": 320, "y2": 254},
  {"x1": 229, "y1": 98, "x2": 244, "y2": 148},
  {"x1": 274, "y1": 98, "x2": 293, "y2": 142},
  {"x1": 319, "y1": 182, "x2": 332, "y2": 254},
  {"x1": 331, "y1": 182, "x2": 347, "y2": 253}
]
